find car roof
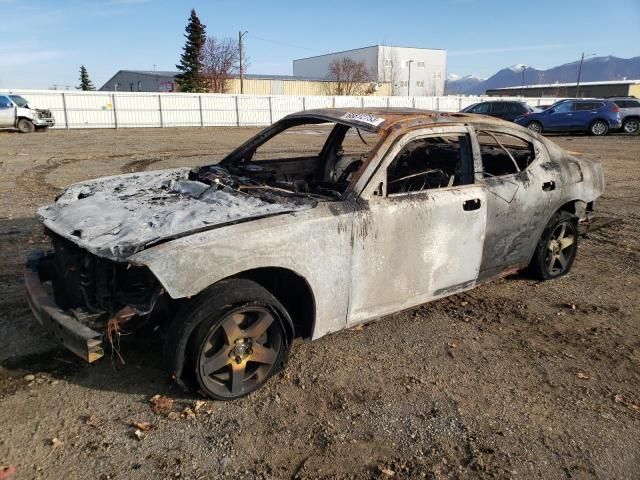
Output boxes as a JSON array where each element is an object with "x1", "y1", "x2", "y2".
[{"x1": 282, "y1": 107, "x2": 507, "y2": 133}]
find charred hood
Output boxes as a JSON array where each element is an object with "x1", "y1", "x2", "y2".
[{"x1": 39, "y1": 168, "x2": 316, "y2": 261}]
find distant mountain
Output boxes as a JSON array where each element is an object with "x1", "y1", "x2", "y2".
[
  {"x1": 445, "y1": 55, "x2": 640, "y2": 95},
  {"x1": 445, "y1": 74, "x2": 484, "y2": 94}
]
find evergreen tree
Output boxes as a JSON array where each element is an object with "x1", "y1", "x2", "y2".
[
  {"x1": 78, "y1": 65, "x2": 95, "y2": 91},
  {"x1": 175, "y1": 9, "x2": 207, "y2": 92}
]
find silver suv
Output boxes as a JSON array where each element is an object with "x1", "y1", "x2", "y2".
[
  {"x1": 0, "y1": 94, "x2": 55, "y2": 133},
  {"x1": 609, "y1": 97, "x2": 640, "y2": 134}
]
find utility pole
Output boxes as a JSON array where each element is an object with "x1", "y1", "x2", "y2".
[
  {"x1": 576, "y1": 52, "x2": 595, "y2": 98},
  {"x1": 238, "y1": 30, "x2": 248, "y2": 94},
  {"x1": 407, "y1": 60, "x2": 414, "y2": 97},
  {"x1": 521, "y1": 65, "x2": 527, "y2": 97}
]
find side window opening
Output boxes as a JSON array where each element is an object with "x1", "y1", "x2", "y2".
[
  {"x1": 386, "y1": 134, "x2": 472, "y2": 195},
  {"x1": 477, "y1": 131, "x2": 535, "y2": 177}
]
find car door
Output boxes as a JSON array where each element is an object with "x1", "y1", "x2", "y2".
[
  {"x1": 346, "y1": 126, "x2": 487, "y2": 325},
  {"x1": 545, "y1": 101, "x2": 576, "y2": 130},
  {"x1": 490, "y1": 102, "x2": 509, "y2": 120},
  {"x1": 0, "y1": 96, "x2": 15, "y2": 128},
  {"x1": 572, "y1": 101, "x2": 602, "y2": 130},
  {"x1": 471, "y1": 126, "x2": 562, "y2": 279}
]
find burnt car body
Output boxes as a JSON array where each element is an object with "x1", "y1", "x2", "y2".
[{"x1": 26, "y1": 108, "x2": 604, "y2": 399}]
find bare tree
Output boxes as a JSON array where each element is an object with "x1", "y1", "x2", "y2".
[
  {"x1": 325, "y1": 57, "x2": 373, "y2": 95},
  {"x1": 380, "y1": 46, "x2": 401, "y2": 95},
  {"x1": 201, "y1": 36, "x2": 240, "y2": 93}
]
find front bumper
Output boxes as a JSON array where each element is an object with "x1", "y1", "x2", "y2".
[
  {"x1": 25, "y1": 251, "x2": 104, "y2": 362},
  {"x1": 33, "y1": 117, "x2": 55, "y2": 127}
]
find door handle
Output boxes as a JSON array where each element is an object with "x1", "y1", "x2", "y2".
[
  {"x1": 463, "y1": 198, "x2": 481, "y2": 211},
  {"x1": 542, "y1": 181, "x2": 556, "y2": 191}
]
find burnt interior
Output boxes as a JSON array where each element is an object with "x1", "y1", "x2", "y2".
[{"x1": 192, "y1": 120, "x2": 380, "y2": 202}]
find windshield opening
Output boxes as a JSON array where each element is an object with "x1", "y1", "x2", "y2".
[{"x1": 8, "y1": 95, "x2": 28, "y2": 108}]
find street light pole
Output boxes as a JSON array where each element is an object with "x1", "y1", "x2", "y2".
[
  {"x1": 521, "y1": 65, "x2": 527, "y2": 97},
  {"x1": 407, "y1": 60, "x2": 414, "y2": 97},
  {"x1": 238, "y1": 30, "x2": 248, "y2": 94},
  {"x1": 576, "y1": 52, "x2": 596, "y2": 98}
]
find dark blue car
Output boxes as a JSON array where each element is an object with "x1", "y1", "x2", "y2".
[{"x1": 514, "y1": 99, "x2": 622, "y2": 136}]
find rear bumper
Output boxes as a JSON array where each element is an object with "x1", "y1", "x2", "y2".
[{"x1": 25, "y1": 251, "x2": 104, "y2": 362}]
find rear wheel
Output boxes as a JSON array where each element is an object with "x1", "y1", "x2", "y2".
[
  {"x1": 528, "y1": 211, "x2": 578, "y2": 280},
  {"x1": 622, "y1": 118, "x2": 639, "y2": 135},
  {"x1": 171, "y1": 279, "x2": 292, "y2": 400},
  {"x1": 527, "y1": 121, "x2": 543, "y2": 133},
  {"x1": 589, "y1": 120, "x2": 608, "y2": 136},
  {"x1": 17, "y1": 118, "x2": 35, "y2": 134}
]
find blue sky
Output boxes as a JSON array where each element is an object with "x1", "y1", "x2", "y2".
[{"x1": 1, "y1": 0, "x2": 639, "y2": 89}]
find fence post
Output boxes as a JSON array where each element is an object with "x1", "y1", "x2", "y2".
[
  {"x1": 386, "y1": 96, "x2": 391, "y2": 108},
  {"x1": 61, "y1": 92, "x2": 69, "y2": 129},
  {"x1": 235, "y1": 96, "x2": 240, "y2": 126},
  {"x1": 268, "y1": 96, "x2": 273, "y2": 125},
  {"x1": 412, "y1": 97, "x2": 416, "y2": 108},
  {"x1": 436, "y1": 96, "x2": 440, "y2": 112},
  {"x1": 302, "y1": 96, "x2": 306, "y2": 111},
  {"x1": 458, "y1": 97, "x2": 463, "y2": 112},
  {"x1": 112, "y1": 93, "x2": 118, "y2": 129},
  {"x1": 198, "y1": 95, "x2": 204, "y2": 127},
  {"x1": 158, "y1": 94, "x2": 163, "y2": 128},
  {"x1": 333, "y1": 96, "x2": 336, "y2": 108},
  {"x1": 361, "y1": 97, "x2": 365, "y2": 108}
]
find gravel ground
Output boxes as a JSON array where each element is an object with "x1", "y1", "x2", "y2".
[{"x1": 0, "y1": 127, "x2": 638, "y2": 479}]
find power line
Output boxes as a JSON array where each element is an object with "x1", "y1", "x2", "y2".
[{"x1": 247, "y1": 34, "x2": 317, "y2": 52}]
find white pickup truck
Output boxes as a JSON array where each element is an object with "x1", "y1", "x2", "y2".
[{"x1": 0, "y1": 94, "x2": 55, "y2": 133}]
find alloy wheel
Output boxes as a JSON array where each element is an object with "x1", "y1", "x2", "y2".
[
  {"x1": 545, "y1": 222, "x2": 577, "y2": 276},
  {"x1": 623, "y1": 119, "x2": 639, "y2": 134},
  {"x1": 197, "y1": 306, "x2": 283, "y2": 398}
]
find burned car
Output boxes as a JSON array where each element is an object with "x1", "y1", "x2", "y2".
[{"x1": 26, "y1": 108, "x2": 604, "y2": 399}]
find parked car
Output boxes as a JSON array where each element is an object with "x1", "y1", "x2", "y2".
[
  {"x1": 461, "y1": 100, "x2": 536, "y2": 122},
  {"x1": 536, "y1": 105, "x2": 552, "y2": 111},
  {"x1": 608, "y1": 97, "x2": 640, "y2": 134},
  {"x1": 26, "y1": 108, "x2": 603, "y2": 399},
  {"x1": 0, "y1": 94, "x2": 55, "y2": 133},
  {"x1": 514, "y1": 99, "x2": 622, "y2": 136}
]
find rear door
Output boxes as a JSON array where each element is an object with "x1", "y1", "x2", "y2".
[
  {"x1": 472, "y1": 126, "x2": 562, "y2": 279},
  {"x1": 573, "y1": 101, "x2": 603, "y2": 130},
  {"x1": 0, "y1": 96, "x2": 15, "y2": 128},
  {"x1": 347, "y1": 126, "x2": 487, "y2": 324},
  {"x1": 489, "y1": 102, "x2": 509, "y2": 120}
]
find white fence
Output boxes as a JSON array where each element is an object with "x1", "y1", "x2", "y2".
[{"x1": 6, "y1": 89, "x2": 563, "y2": 130}]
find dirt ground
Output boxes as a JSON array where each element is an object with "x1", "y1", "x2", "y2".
[{"x1": 0, "y1": 127, "x2": 638, "y2": 479}]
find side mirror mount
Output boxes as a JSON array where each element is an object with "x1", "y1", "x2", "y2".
[{"x1": 373, "y1": 181, "x2": 384, "y2": 196}]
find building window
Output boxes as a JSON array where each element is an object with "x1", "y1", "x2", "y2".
[
  {"x1": 114, "y1": 82, "x2": 120, "y2": 91},
  {"x1": 416, "y1": 81, "x2": 425, "y2": 87},
  {"x1": 404, "y1": 61, "x2": 412, "y2": 68},
  {"x1": 417, "y1": 61, "x2": 425, "y2": 68},
  {"x1": 138, "y1": 81, "x2": 143, "y2": 91},
  {"x1": 384, "y1": 59, "x2": 392, "y2": 66},
  {"x1": 129, "y1": 82, "x2": 134, "y2": 92}
]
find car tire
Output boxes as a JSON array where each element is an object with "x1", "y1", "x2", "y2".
[
  {"x1": 17, "y1": 118, "x2": 35, "y2": 134},
  {"x1": 527, "y1": 121, "x2": 543, "y2": 133},
  {"x1": 168, "y1": 279, "x2": 292, "y2": 400},
  {"x1": 589, "y1": 120, "x2": 609, "y2": 136},
  {"x1": 528, "y1": 210, "x2": 579, "y2": 280},
  {"x1": 622, "y1": 118, "x2": 639, "y2": 135}
]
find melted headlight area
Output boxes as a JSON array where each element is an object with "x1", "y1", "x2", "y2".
[{"x1": 41, "y1": 230, "x2": 163, "y2": 331}]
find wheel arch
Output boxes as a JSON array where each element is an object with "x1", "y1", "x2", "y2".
[{"x1": 232, "y1": 266, "x2": 316, "y2": 341}]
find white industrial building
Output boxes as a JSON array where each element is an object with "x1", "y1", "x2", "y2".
[{"x1": 293, "y1": 45, "x2": 447, "y2": 96}]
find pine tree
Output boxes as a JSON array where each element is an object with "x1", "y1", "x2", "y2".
[
  {"x1": 78, "y1": 65, "x2": 95, "y2": 91},
  {"x1": 175, "y1": 9, "x2": 207, "y2": 92}
]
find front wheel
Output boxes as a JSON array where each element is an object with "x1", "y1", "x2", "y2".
[
  {"x1": 622, "y1": 118, "x2": 639, "y2": 135},
  {"x1": 527, "y1": 121, "x2": 543, "y2": 133},
  {"x1": 589, "y1": 120, "x2": 609, "y2": 136},
  {"x1": 172, "y1": 279, "x2": 291, "y2": 400},
  {"x1": 16, "y1": 118, "x2": 35, "y2": 134},
  {"x1": 528, "y1": 211, "x2": 579, "y2": 280}
]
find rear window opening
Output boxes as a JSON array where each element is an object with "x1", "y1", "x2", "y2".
[{"x1": 477, "y1": 131, "x2": 535, "y2": 177}]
